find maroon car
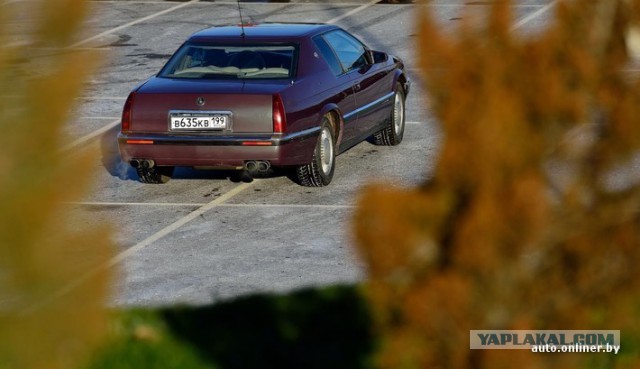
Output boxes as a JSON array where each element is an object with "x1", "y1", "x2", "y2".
[{"x1": 118, "y1": 23, "x2": 410, "y2": 186}]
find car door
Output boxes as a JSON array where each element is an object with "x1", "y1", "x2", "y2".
[
  {"x1": 312, "y1": 34, "x2": 358, "y2": 146},
  {"x1": 322, "y1": 30, "x2": 394, "y2": 145},
  {"x1": 351, "y1": 50, "x2": 395, "y2": 137}
]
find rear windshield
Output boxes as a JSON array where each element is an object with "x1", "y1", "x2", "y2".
[{"x1": 158, "y1": 43, "x2": 298, "y2": 80}]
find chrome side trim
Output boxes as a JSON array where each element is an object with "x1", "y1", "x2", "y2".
[
  {"x1": 343, "y1": 91, "x2": 395, "y2": 121},
  {"x1": 117, "y1": 126, "x2": 321, "y2": 147},
  {"x1": 277, "y1": 126, "x2": 321, "y2": 143}
]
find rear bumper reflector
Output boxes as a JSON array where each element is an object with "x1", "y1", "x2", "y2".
[
  {"x1": 127, "y1": 140, "x2": 154, "y2": 145},
  {"x1": 241, "y1": 141, "x2": 273, "y2": 146}
]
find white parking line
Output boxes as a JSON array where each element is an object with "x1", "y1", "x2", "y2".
[
  {"x1": 76, "y1": 97, "x2": 126, "y2": 100},
  {"x1": 79, "y1": 116, "x2": 120, "y2": 120},
  {"x1": 87, "y1": 1, "x2": 542, "y2": 7},
  {"x1": 24, "y1": 181, "x2": 254, "y2": 314},
  {"x1": 216, "y1": 1, "x2": 366, "y2": 5},
  {"x1": 416, "y1": 3, "x2": 544, "y2": 8},
  {"x1": 218, "y1": 203, "x2": 354, "y2": 209},
  {"x1": 88, "y1": 0, "x2": 188, "y2": 2},
  {"x1": 3, "y1": 42, "x2": 111, "y2": 51},
  {"x1": 70, "y1": 0, "x2": 199, "y2": 48},
  {"x1": 111, "y1": 182, "x2": 254, "y2": 262},
  {"x1": 89, "y1": 1, "x2": 363, "y2": 4},
  {"x1": 327, "y1": 0, "x2": 379, "y2": 24},
  {"x1": 69, "y1": 201, "x2": 355, "y2": 209},
  {"x1": 70, "y1": 202, "x2": 208, "y2": 207},
  {"x1": 511, "y1": 1, "x2": 557, "y2": 30},
  {"x1": 61, "y1": 119, "x2": 120, "y2": 152}
]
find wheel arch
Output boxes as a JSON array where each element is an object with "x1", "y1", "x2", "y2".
[
  {"x1": 392, "y1": 70, "x2": 410, "y2": 98},
  {"x1": 318, "y1": 104, "x2": 344, "y2": 147}
]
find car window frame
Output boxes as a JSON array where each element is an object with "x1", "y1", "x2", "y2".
[
  {"x1": 318, "y1": 30, "x2": 370, "y2": 75},
  {"x1": 157, "y1": 41, "x2": 301, "y2": 80},
  {"x1": 311, "y1": 34, "x2": 345, "y2": 77}
]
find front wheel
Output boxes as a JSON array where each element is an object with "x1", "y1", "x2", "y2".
[
  {"x1": 137, "y1": 166, "x2": 174, "y2": 184},
  {"x1": 372, "y1": 84, "x2": 405, "y2": 146},
  {"x1": 295, "y1": 117, "x2": 335, "y2": 187}
]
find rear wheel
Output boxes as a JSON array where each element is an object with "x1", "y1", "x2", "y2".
[
  {"x1": 296, "y1": 117, "x2": 335, "y2": 187},
  {"x1": 372, "y1": 84, "x2": 405, "y2": 146},
  {"x1": 137, "y1": 166, "x2": 174, "y2": 184}
]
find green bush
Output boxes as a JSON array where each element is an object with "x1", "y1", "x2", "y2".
[{"x1": 87, "y1": 285, "x2": 375, "y2": 369}]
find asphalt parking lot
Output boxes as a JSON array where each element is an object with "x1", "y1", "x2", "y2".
[{"x1": 38, "y1": 0, "x2": 556, "y2": 306}]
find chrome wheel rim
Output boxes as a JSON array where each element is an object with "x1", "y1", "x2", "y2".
[
  {"x1": 319, "y1": 126, "x2": 334, "y2": 175},
  {"x1": 393, "y1": 92, "x2": 404, "y2": 136}
]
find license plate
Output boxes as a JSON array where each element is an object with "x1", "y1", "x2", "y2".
[{"x1": 170, "y1": 112, "x2": 229, "y2": 131}]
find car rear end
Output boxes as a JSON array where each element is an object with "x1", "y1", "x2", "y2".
[{"x1": 117, "y1": 41, "x2": 317, "y2": 174}]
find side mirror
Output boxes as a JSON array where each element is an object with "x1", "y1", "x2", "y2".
[
  {"x1": 366, "y1": 49, "x2": 375, "y2": 65},
  {"x1": 371, "y1": 50, "x2": 388, "y2": 64}
]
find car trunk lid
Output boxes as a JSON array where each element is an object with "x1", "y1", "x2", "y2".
[{"x1": 130, "y1": 77, "x2": 288, "y2": 134}]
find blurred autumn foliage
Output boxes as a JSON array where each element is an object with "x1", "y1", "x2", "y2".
[
  {"x1": 0, "y1": 1, "x2": 113, "y2": 369},
  {"x1": 355, "y1": 0, "x2": 640, "y2": 368}
]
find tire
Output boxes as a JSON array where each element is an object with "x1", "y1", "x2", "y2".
[
  {"x1": 136, "y1": 166, "x2": 174, "y2": 184},
  {"x1": 296, "y1": 117, "x2": 336, "y2": 187},
  {"x1": 372, "y1": 84, "x2": 405, "y2": 146}
]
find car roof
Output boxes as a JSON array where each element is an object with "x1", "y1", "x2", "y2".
[{"x1": 189, "y1": 22, "x2": 339, "y2": 41}]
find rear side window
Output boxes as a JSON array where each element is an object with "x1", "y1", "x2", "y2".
[
  {"x1": 321, "y1": 30, "x2": 368, "y2": 72},
  {"x1": 313, "y1": 36, "x2": 343, "y2": 76},
  {"x1": 159, "y1": 43, "x2": 297, "y2": 80}
]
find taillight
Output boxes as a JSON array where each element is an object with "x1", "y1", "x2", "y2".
[
  {"x1": 121, "y1": 92, "x2": 135, "y2": 133},
  {"x1": 272, "y1": 94, "x2": 286, "y2": 133}
]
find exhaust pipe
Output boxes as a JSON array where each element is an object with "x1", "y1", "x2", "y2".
[
  {"x1": 130, "y1": 159, "x2": 155, "y2": 169},
  {"x1": 257, "y1": 161, "x2": 271, "y2": 172},
  {"x1": 244, "y1": 160, "x2": 271, "y2": 173},
  {"x1": 245, "y1": 161, "x2": 257, "y2": 172},
  {"x1": 141, "y1": 159, "x2": 155, "y2": 169}
]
